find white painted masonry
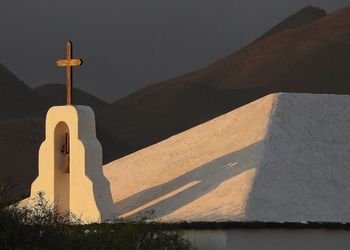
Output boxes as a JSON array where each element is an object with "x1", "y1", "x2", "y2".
[
  {"x1": 30, "y1": 105, "x2": 114, "y2": 222},
  {"x1": 104, "y1": 93, "x2": 350, "y2": 222}
]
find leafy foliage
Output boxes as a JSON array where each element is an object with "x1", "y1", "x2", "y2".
[{"x1": 0, "y1": 180, "x2": 196, "y2": 250}]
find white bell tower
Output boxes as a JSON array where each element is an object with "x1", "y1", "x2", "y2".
[{"x1": 30, "y1": 41, "x2": 114, "y2": 222}]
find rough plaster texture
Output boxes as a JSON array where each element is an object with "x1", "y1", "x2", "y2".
[
  {"x1": 30, "y1": 105, "x2": 114, "y2": 222},
  {"x1": 104, "y1": 93, "x2": 350, "y2": 222}
]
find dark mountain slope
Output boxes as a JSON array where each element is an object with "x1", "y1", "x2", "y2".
[
  {"x1": 99, "y1": 6, "x2": 350, "y2": 153},
  {"x1": 34, "y1": 83, "x2": 107, "y2": 109},
  {"x1": 257, "y1": 5, "x2": 326, "y2": 41},
  {"x1": 0, "y1": 64, "x2": 50, "y2": 119}
]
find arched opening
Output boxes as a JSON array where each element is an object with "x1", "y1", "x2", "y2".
[{"x1": 54, "y1": 122, "x2": 70, "y2": 212}]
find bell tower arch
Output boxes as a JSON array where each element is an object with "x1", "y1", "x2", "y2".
[{"x1": 30, "y1": 105, "x2": 115, "y2": 222}]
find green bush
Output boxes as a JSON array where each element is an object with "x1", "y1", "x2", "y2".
[{"x1": 0, "y1": 180, "x2": 197, "y2": 250}]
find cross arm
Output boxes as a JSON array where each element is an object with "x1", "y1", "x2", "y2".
[{"x1": 56, "y1": 59, "x2": 82, "y2": 67}]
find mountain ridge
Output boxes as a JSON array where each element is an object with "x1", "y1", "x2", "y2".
[
  {"x1": 34, "y1": 83, "x2": 108, "y2": 109},
  {"x1": 257, "y1": 5, "x2": 326, "y2": 41},
  {"x1": 98, "y1": 5, "x2": 350, "y2": 153},
  {"x1": 0, "y1": 64, "x2": 50, "y2": 119}
]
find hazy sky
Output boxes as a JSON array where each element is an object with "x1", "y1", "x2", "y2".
[{"x1": 0, "y1": 1, "x2": 349, "y2": 102}]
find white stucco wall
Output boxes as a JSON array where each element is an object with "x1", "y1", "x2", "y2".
[
  {"x1": 104, "y1": 93, "x2": 276, "y2": 221},
  {"x1": 104, "y1": 93, "x2": 350, "y2": 223}
]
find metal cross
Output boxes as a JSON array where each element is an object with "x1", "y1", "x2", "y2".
[{"x1": 56, "y1": 41, "x2": 82, "y2": 105}]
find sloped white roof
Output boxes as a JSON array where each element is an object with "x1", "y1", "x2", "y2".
[{"x1": 104, "y1": 93, "x2": 350, "y2": 222}]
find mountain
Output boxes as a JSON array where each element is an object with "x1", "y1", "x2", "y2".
[
  {"x1": 98, "y1": 6, "x2": 350, "y2": 153},
  {"x1": 0, "y1": 64, "x2": 50, "y2": 193},
  {"x1": 0, "y1": 64, "x2": 50, "y2": 119},
  {"x1": 2, "y1": 5, "x2": 350, "y2": 194},
  {"x1": 0, "y1": 117, "x2": 44, "y2": 194},
  {"x1": 34, "y1": 83, "x2": 107, "y2": 109},
  {"x1": 257, "y1": 5, "x2": 326, "y2": 40}
]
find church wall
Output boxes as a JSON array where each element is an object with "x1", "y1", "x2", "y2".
[{"x1": 246, "y1": 93, "x2": 350, "y2": 222}]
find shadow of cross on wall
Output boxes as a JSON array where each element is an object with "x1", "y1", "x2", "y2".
[{"x1": 114, "y1": 141, "x2": 265, "y2": 220}]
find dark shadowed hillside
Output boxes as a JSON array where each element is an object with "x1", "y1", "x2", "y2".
[
  {"x1": 257, "y1": 5, "x2": 326, "y2": 40},
  {"x1": 98, "y1": 6, "x2": 350, "y2": 153},
  {"x1": 0, "y1": 64, "x2": 50, "y2": 119},
  {"x1": 34, "y1": 83, "x2": 107, "y2": 109}
]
